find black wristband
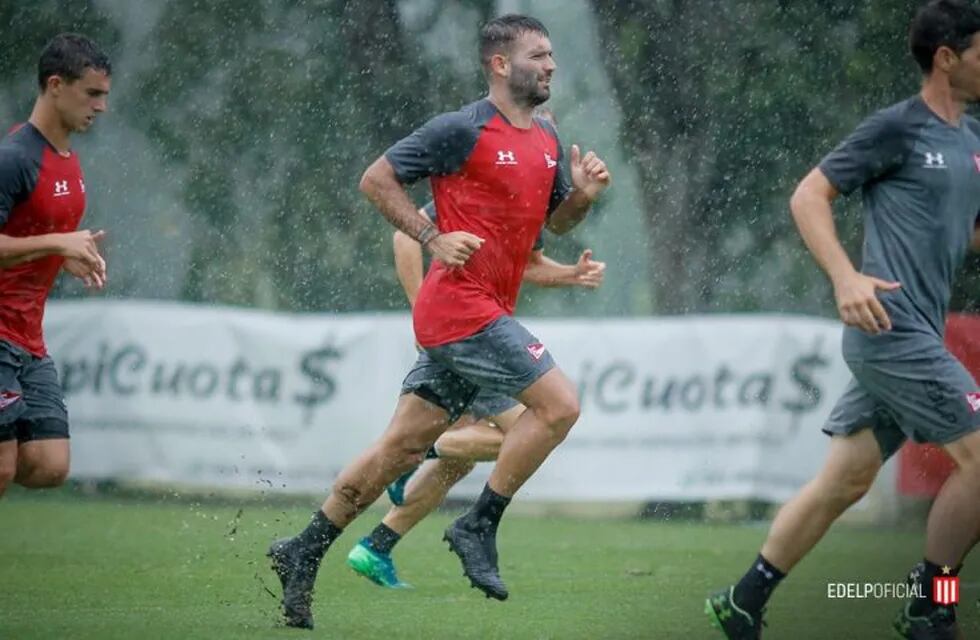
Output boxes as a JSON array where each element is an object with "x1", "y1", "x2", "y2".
[{"x1": 417, "y1": 224, "x2": 439, "y2": 246}]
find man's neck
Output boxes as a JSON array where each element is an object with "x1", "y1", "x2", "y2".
[
  {"x1": 921, "y1": 73, "x2": 966, "y2": 126},
  {"x1": 28, "y1": 99, "x2": 71, "y2": 154},
  {"x1": 488, "y1": 87, "x2": 534, "y2": 129}
]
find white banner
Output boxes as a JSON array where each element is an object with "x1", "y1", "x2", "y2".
[{"x1": 44, "y1": 300, "x2": 850, "y2": 502}]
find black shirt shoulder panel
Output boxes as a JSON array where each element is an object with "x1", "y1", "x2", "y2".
[
  {"x1": 818, "y1": 97, "x2": 925, "y2": 195},
  {"x1": 535, "y1": 117, "x2": 573, "y2": 214},
  {"x1": 0, "y1": 125, "x2": 44, "y2": 227},
  {"x1": 384, "y1": 99, "x2": 495, "y2": 185}
]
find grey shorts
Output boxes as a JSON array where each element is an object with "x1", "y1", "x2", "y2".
[
  {"x1": 402, "y1": 316, "x2": 555, "y2": 422},
  {"x1": 823, "y1": 349, "x2": 980, "y2": 460},
  {"x1": 0, "y1": 340, "x2": 69, "y2": 443},
  {"x1": 469, "y1": 389, "x2": 520, "y2": 421}
]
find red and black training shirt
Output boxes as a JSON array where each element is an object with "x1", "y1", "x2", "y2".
[
  {"x1": 0, "y1": 123, "x2": 87, "y2": 356},
  {"x1": 385, "y1": 98, "x2": 571, "y2": 348}
]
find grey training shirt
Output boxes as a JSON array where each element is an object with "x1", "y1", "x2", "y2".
[{"x1": 819, "y1": 96, "x2": 980, "y2": 361}]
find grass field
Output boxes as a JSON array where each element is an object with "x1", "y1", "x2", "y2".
[{"x1": 1, "y1": 489, "x2": 977, "y2": 640}]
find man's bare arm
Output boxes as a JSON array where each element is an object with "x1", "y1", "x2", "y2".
[
  {"x1": 545, "y1": 145, "x2": 610, "y2": 235},
  {"x1": 360, "y1": 158, "x2": 437, "y2": 243},
  {"x1": 361, "y1": 158, "x2": 483, "y2": 267},
  {"x1": 523, "y1": 249, "x2": 605, "y2": 289},
  {"x1": 391, "y1": 209, "x2": 433, "y2": 307},
  {"x1": 0, "y1": 230, "x2": 105, "y2": 269},
  {"x1": 790, "y1": 168, "x2": 899, "y2": 334},
  {"x1": 546, "y1": 190, "x2": 596, "y2": 235}
]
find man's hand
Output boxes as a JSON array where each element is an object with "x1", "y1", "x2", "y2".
[
  {"x1": 572, "y1": 249, "x2": 605, "y2": 289},
  {"x1": 569, "y1": 145, "x2": 611, "y2": 201},
  {"x1": 57, "y1": 229, "x2": 106, "y2": 268},
  {"x1": 426, "y1": 231, "x2": 484, "y2": 268},
  {"x1": 833, "y1": 270, "x2": 901, "y2": 334},
  {"x1": 63, "y1": 254, "x2": 107, "y2": 289}
]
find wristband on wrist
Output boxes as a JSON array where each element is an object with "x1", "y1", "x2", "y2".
[{"x1": 417, "y1": 224, "x2": 439, "y2": 246}]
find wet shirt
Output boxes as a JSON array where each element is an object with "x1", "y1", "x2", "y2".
[
  {"x1": 0, "y1": 123, "x2": 87, "y2": 356},
  {"x1": 819, "y1": 96, "x2": 980, "y2": 361},
  {"x1": 421, "y1": 200, "x2": 544, "y2": 252},
  {"x1": 386, "y1": 98, "x2": 570, "y2": 348}
]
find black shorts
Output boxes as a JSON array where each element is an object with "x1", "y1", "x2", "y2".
[
  {"x1": 0, "y1": 340, "x2": 69, "y2": 443},
  {"x1": 402, "y1": 316, "x2": 556, "y2": 422}
]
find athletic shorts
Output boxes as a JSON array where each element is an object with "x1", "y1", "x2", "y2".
[
  {"x1": 0, "y1": 340, "x2": 69, "y2": 443},
  {"x1": 468, "y1": 389, "x2": 521, "y2": 421},
  {"x1": 823, "y1": 347, "x2": 980, "y2": 460},
  {"x1": 402, "y1": 316, "x2": 555, "y2": 423}
]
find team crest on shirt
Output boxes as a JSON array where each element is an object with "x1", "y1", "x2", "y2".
[
  {"x1": 526, "y1": 342, "x2": 546, "y2": 360},
  {"x1": 966, "y1": 392, "x2": 980, "y2": 413},
  {"x1": 544, "y1": 152, "x2": 557, "y2": 169},
  {"x1": 0, "y1": 390, "x2": 21, "y2": 411}
]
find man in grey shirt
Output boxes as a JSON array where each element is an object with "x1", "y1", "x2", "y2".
[{"x1": 707, "y1": 1, "x2": 980, "y2": 638}]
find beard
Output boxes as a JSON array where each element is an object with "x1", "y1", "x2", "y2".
[{"x1": 508, "y1": 64, "x2": 550, "y2": 108}]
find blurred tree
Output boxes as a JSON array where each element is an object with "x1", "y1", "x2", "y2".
[
  {"x1": 590, "y1": 0, "x2": 920, "y2": 314},
  {"x1": 130, "y1": 0, "x2": 492, "y2": 311},
  {"x1": 0, "y1": 1, "x2": 119, "y2": 127}
]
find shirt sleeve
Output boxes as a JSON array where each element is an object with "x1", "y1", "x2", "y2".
[
  {"x1": 0, "y1": 145, "x2": 31, "y2": 227},
  {"x1": 421, "y1": 200, "x2": 436, "y2": 223},
  {"x1": 818, "y1": 108, "x2": 909, "y2": 196},
  {"x1": 535, "y1": 118, "x2": 573, "y2": 215},
  {"x1": 384, "y1": 111, "x2": 479, "y2": 185}
]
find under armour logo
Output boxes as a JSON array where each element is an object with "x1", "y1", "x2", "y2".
[
  {"x1": 53, "y1": 180, "x2": 70, "y2": 196},
  {"x1": 756, "y1": 562, "x2": 774, "y2": 580},
  {"x1": 923, "y1": 152, "x2": 946, "y2": 169},
  {"x1": 544, "y1": 152, "x2": 557, "y2": 169},
  {"x1": 496, "y1": 150, "x2": 517, "y2": 165}
]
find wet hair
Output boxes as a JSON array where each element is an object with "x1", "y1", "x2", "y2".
[
  {"x1": 909, "y1": 0, "x2": 980, "y2": 72},
  {"x1": 38, "y1": 33, "x2": 111, "y2": 91},
  {"x1": 479, "y1": 14, "x2": 549, "y2": 72}
]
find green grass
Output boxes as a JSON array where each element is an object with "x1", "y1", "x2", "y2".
[{"x1": 0, "y1": 491, "x2": 977, "y2": 639}]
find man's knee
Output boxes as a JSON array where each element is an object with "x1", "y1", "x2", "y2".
[
  {"x1": 534, "y1": 393, "x2": 580, "y2": 439},
  {"x1": 816, "y1": 464, "x2": 877, "y2": 507},
  {"x1": 16, "y1": 460, "x2": 69, "y2": 488},
  {"x1": 15, "y1": 436, "x2": 71, "y2": 489},
  {"x1": 944, "y1": 429, "x2": 980, "y2": 478},
  {"x1": 379, "y1": 436, "x2": 431, "y2": 471}
]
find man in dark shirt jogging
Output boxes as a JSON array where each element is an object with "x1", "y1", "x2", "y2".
[{"x1": 708, "y1": 2, "x2": 980, "y2": 639}]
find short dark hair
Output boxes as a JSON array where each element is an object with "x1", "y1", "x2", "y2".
[
  {"x1": 909, "y1": 0, "x2": 980, "y2": 73},
  {"x1": 37, "y1": 33, "x2": 111, "y2": 91},
  {"x1": 479, "y1": 14, "x2": 549, "y2": 71}
]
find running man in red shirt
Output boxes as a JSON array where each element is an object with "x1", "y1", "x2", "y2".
[
  {"x1": 0, "y1": 34, "x2": 111, "y2": 498},
  {"x1": 269, "y1": 14, "x2": 610, "y2": 629}
]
